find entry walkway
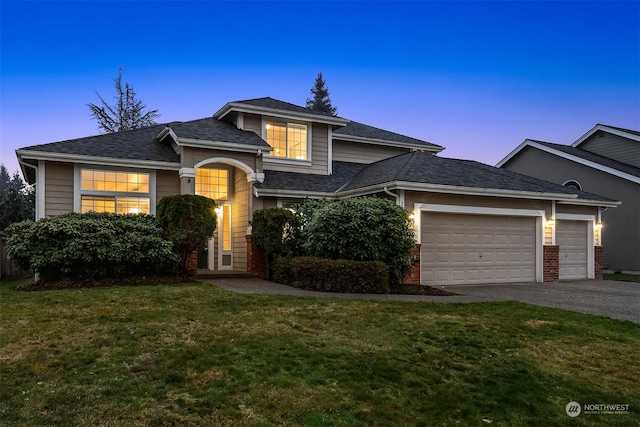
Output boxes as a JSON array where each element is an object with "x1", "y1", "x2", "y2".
[{"x1": 202, "y1": 278, "x2": 639, "y2": 323}]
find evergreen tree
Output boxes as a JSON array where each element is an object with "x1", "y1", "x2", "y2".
[
  {"x1": 0, "y1": 164, "x2": 35, "y2": 231},
  {"x1": 306, "y1": 72, "x2": 337, "y2": 116},
  {"x1": 87, "y1": 67, "x2": 160, "y2": 133}
]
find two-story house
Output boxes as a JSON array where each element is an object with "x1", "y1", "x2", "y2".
[
  {"x1": 497, "y1": 124, "x2": 639, "y2": 274},
  {"x1": 16, "y1": 97, "x2": 619, "y2": 286}
]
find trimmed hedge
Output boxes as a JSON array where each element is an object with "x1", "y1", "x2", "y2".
[
  {"x1": 5, "y1": 212, "x2": 177, "y2": 281},
  {"x1": 273, "y1": 256, "x2": 390, "y2": 294}
]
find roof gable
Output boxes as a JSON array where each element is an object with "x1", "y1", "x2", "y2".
[{"x1": 572, "y1": 123, "x2": 640, "y2": 147}]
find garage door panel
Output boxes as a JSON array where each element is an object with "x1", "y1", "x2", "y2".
[{"x1": 422, "y1": 213, "x2": 537, "y2": 286}]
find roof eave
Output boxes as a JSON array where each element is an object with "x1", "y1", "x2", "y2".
[
  {"x1": 214, "y1": 102, "x2": 350, "y2": 126},
  {"x1": 338, "y1": 180, "x2": 617, "y2": 206},
  {"x1": 254, "y1": 187, "x2": 338, "y2": 199},
  {"x1": 176, "y1": 137, "x2": 272, "y2": 154},
  {"x1": 333, "y1": 133, "x2": 444, "y2": 152},
  {"x1": 15, "y1": 149, "x2": 181, "y2": 170},
  {"x1": 572, "y1": 124, "x2": 640, "y2": 147}
]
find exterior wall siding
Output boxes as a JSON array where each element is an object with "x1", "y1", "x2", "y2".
[
  {"x1": 243, "y1": 113, "x2": 262, "y2": 135},
  {"x1": 156, "y1": 170, "x2": 180, "y2": 201},
  {"x1": 44, "y1": 161, "x2": 74, "y2": 216},
  {"x1": 232, "y1": 168, "x2": 248, "y2": 271},
  {"x1": 502, "y1": 146, "x2": 639, "y2": 271},
  {"x1": 332, "y1": 140, "x2": 409, "y2": 164},
  {"x1": 579, "y1": 132, "x2": 640, "y2": 168},
  {"x1": 181, "y1": 147, "x2": 258, "y2": 172}
]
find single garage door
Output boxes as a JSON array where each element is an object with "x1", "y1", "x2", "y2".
[
  {"x1": 421, "y1": 213, "x2": 536, "y2": 286},
  {"x1": 557, "y1": 220, "x2": 588, "y2": 280}
]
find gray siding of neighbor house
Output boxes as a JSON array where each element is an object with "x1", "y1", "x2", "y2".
[
  {"x1": 332, "y1": 140, "x2": 409, "y2": 164},
  {"x1": 45, "y1": 161, "x2": 74, "y2": 216},
  {"x1": 579, "y1": 132, "x2": 640, "y2": 168},
  {"x1": 156, "y1": 170, "x2": 180, "y2": 201},
  {"x1": 502, "y1": 146, "x2": 640, "y2": 272}
]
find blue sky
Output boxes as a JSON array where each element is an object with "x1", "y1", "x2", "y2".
[{"x1": 1, "y1": 1, "x2": 639, "y2": 176}]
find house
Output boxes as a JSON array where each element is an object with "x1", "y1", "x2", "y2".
[
  {"x1": 16, "y1": 97, "x2": 619, "y2": 286},
  {"x1": 497, "y1": 124, "x2": 639, "y2": 274}
]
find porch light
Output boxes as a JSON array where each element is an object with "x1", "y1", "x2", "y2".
[
  {"x1": 595, "y1": 222, "x2": 603, "y2": 230},
  {"x1": 215, "y1": 206, "x2": 223, "y2": 216},
  {"x1": 545, "y1": 218, "x2": 555, "y2": 227}
]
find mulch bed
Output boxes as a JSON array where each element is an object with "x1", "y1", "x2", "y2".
[
  {"x1": 15, "y1": 275, "x2": 189, "y2": 292},
  {"x1": 390, "y1": 284, "x2": 458, "y2": 296},
  {"x1": 15, "y1": 276, "x2": 458, "y2": 296}
]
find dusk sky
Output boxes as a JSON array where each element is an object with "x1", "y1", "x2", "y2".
[{"x1": 1, "y1": 1, "x2": 639, "y2": 178}]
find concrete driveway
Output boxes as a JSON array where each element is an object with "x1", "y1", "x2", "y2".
[{"x1": 204, "y1": 278, "x2": 639, "y2": 324}]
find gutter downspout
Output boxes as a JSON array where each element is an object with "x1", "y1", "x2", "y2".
[{"x1": 383, "y1": 186, "x2": 401, "y2": 206}]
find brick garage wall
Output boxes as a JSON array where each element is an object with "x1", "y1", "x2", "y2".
[
  {"x1": 543, "y1": 245, "x2": 559, "y2": 282},
  {"x1": 595, "y1": 246, "x2": 604, "y2": 280},
  {"x1": 246, "y1": 235, "x2": 266, "y2": 279},
  {"x1": 402, "y1": 244, "x2": 421, "y2": 285}
]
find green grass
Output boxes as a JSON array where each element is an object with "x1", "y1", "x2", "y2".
[
  {"x1": 604, "y1": 273, "x2": 640, "y2": 283},
  {"x1": 1, "y1": 280, "x2": 639, "y2": 426}
]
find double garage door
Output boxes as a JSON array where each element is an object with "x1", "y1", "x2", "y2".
[
  {"x1": 421, "y1": 213, "x2": 590, "y2": 286},
  {"x1": 421, "y1": 213, "x2": 537, "y2": 286}
]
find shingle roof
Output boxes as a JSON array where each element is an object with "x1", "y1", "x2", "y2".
[
  {"x1": 231, "y1": 97, "x2": 339, "y2": 118},
  {"x1": 168, "y1": 117, "x2": 271, "y2": 147},
  {"x1": 233, "y1": 97, "x2": 442, "y2": 150},
  {"x1": 18, "y1": 124, "x2": 180, "y2": 163},
  {"x1": 340, "y1": 151, "x2": 615, "y2": 202},
  {"x1": 258, "y1": 162, "x2": 366, "y2": 193},
  {"x1": 531, "y1": 140, "x2": 640, "y2": 178},
  {"x1": 333, "y1": 120, "x2": 443, "y2": 150}
]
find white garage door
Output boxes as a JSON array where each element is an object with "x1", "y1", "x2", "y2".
[
  {"x1": 557, "y1": 220, "x2": 588, "y2": 280},
  {"x1": 421, "y1": 213, "x2": 536, "y2": 286}
]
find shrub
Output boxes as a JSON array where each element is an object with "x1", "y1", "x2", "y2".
[
  {"x1": 250, "y1": 207, "x2": 300, "y2": 279},
  {"x1": 299, "y1": 197, "x2": 415, "y2": 286},
  {"x1": 273, "y1": 256, "x2": 390, "y2": 294},
  {"x1": 156, "y1": 195, "x2": 217, "y2": 278},
  {"x1": 5, "y1": 212, "x2": 177, "y2": 281}
]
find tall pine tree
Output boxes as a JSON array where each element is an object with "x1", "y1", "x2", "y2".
[
  {"x1": 87, "y1": 67, "x2": 160, "y2": 133},
  {"x1": 0, "y1": 164, "x2": 35, "y2": 231},
  {"x1": 306, "y1": 72, "x2": 337, "y2": 116}
]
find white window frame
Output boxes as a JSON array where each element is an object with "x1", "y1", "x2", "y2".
[
  {"x1": 262, "y1": 117, "x2": 312, "y2": 165},
  {"x1": 74, "y1": 165, "x2": 156, "y2": 214}
]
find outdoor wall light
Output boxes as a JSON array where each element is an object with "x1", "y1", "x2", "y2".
[
  {"x1": 545, "y1": 218, "x2": 555, "y2": 226},
  {"x1": 595, "y1": 222, "x2": 603, "y2": 230}
]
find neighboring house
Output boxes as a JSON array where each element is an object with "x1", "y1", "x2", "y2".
[
  {"x1": 497, "y1": 124, "x2": 639, "y2": 274},
  {"x1": 16, "y1": 98, "x2": 619, "y2": 285}
]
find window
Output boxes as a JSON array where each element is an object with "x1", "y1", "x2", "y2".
[
  {"x1": 80, "y1": 169, "x2": 151, "y2": 214},
  {"x1": 266, "y1": 121, "x2": 308, "y2": 160},
  {"x1": 196, "y1": 168, "x2": 229, "y2": 200}
]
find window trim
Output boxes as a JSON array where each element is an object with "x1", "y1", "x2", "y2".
[
  {"x1": 262, "y1": 116, "x2": 312, "y2": 164},
  {"x1": 195, "y1": 166, "x2": 231, "y2": 201},
  {"x1": 74, "y1": 165, "x2": 156, "y2": 214}
]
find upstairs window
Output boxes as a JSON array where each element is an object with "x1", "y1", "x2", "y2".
[
  {"x1": 266, "y1": 121, "x2": 308, "y2": 160},
  {"x1": 80, "y1": 169, "x2": 151, "y2": 214}
]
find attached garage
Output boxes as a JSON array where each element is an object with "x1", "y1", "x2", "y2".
[
  {"x1": 421, "y1": 212, "x2": 538, "y2": 286},
  {"x1": 556, "y1": 220, "x2": 589, "y2": 280}
]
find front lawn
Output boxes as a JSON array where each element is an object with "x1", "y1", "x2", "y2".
[
  {"x1": 604, "y1": 273, "x2": 640, "y2": 283},
  {"x1": 1, "y1": 280, "x2": 638, "y2": 426}
]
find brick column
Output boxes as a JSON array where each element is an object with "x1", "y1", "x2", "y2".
[
  {"x1": 543, "y1": 245, "x2": 559, "y2": 282},
  {"x1": 594, "y1": 246, "x2": 604, "y2": 280},
  {"x1": 246, "y1": 235, "x2": 266, "y2": 279},
  {"x1": 187, "y1": 250, "x2": 198, "y2": 276},
  {"x1": 402, "y1": 243, "x2": 421, "y2": 285}
]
